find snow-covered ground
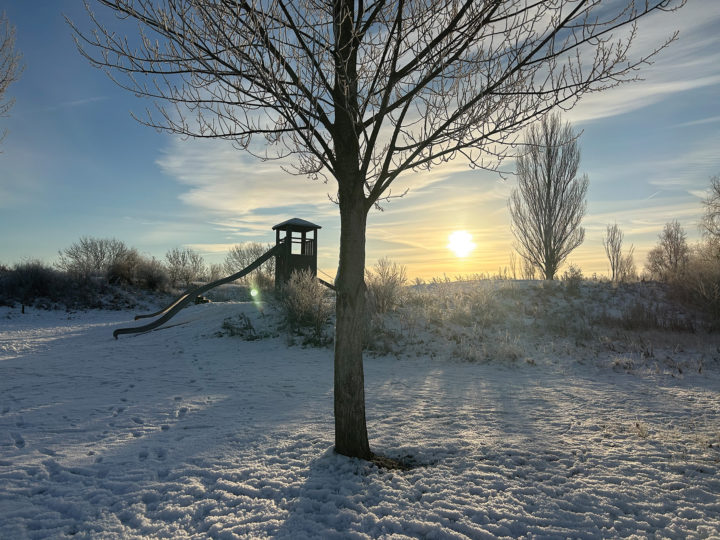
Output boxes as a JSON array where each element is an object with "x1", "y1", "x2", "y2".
[{"x1": 1, "y1": 286, "x2": 719, "y2": 539}]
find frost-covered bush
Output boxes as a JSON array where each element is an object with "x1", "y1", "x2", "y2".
[
  {"x1": 0, "y1": 260, "x2": 77, "y2": 307},
  {"x1": 134, "y1": 256, "x2": 170, "y2": 291},
  {"x1": 366, "y1": 257, "x2": 407, "y2": 314},
  {"x1": 106, "y1": 248, "x2": 141, "y2": 285},
  {"x1": 280, "y1": 270, "x2": 334, "y2": 340},
  {"x1": 670, "y1": 239, "x2": 720, "y2": 328}
]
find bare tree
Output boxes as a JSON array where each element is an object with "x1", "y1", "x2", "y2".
[
  {"x1": 71, "y1": 0, "x2": 682, "y2": 460},
  {"x1": 57, "y1": 237, "x2": 132, "y2": 280},
  {"x1": 509, "y1": 113, "x2": 589, "y2": 280},
  {"x1": 645, "y1": 220, "x2": 689, "y2": 281},
  {"x1": 165, "y1": 247, "x2": 205, "y2": 288},
  {"x1": 700, "y1": 174, "x2": 720, "y2": 241},
  {"x1": 603, "y1": 223, "x2": 635, "y2": 283},
  {"x1": 224, "y1": 242, "x2": 275, "y2": 289},
  {"x1": 0, "y1": 12, "x2": 22, "y2": 145},
  {"x1": 603, "y1": 223, "x2": 623, "y2": 282}
]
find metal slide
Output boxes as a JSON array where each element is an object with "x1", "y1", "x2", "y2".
[{"x1": 113, "y1": 244, "x2": 281, "y2": 339}]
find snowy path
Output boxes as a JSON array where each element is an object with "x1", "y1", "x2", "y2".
[{"x1": 1, "y1": 304, "x2": 719, "y2": 538}]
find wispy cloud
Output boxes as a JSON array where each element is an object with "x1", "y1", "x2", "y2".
[
  {"x1": 156, "y1": 137, "x2": 338, "y2": 236},
  {"x1": 568, "y1": 3, "x2": 720, "y2": 125},
  {"x1": 676, "y1": 115, "x2": 720, "y2": 128},
  {"x1": 44, "y1": 96, "x2": 109, "y2": 112}
]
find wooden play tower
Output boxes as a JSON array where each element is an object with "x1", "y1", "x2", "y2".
[
  {"x1": 113, "y1": 217, "x2": 326, "y2": 338},
  {"x1": 273, "y1": 218, "x2": 321, "y2": 290}
]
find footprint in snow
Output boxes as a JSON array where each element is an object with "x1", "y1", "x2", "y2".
[
  {"x1": 154, "y1": 447, "x2": 167, "y2": 460},
  {"x1": 131, "y1": 417, "x2": 144, "y2": 425},
  {"x1": 177, "y1": 407, "x2": 188, "y2": 418},
  {"x1": 11, "y1": 432, "x2": 25, "y2": 449},
  {"x1": 139, "y1": 450, "x2": 148, "y2": 461}
]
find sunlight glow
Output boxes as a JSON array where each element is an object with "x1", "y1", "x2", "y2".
[{"x1": 447, "y1": 230, "x2": 476, "y2": 258}]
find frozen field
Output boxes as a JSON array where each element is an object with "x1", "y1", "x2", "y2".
[{"x1": 1, "y1": 294, "x2": 719, "y2": 539}]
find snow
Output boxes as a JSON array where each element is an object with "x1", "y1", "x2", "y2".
[{"x1": 1, "y1": 290, "x2": 719, "y2": 539}]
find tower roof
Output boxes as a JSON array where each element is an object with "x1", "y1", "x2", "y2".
[{"x1": 272, "y1": 218, "x2": 322, "y2": 232}]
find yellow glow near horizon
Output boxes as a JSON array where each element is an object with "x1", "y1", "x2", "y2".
[{"x1": 447, "y1": 230, "x2": 476, "y2": 258}]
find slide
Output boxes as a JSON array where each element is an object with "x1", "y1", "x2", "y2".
[{"x1": 113, "y1": 244, "x2": 281, "y2": 339}]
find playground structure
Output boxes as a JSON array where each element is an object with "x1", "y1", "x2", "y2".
[{"x1": 113, "y1": 218, "x2": 326, "y2": 339}]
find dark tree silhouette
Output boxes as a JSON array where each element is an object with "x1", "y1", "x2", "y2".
[
  {"x1": 509, "y1": 113, "x2": 588, "y2": 280},
  {"x1": 71, "y1": 0, "x2": 683, "y2": 460}
]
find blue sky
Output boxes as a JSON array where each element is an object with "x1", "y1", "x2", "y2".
[{"x1": 1, "y1": 1, "x2": 719, "y2": 280}]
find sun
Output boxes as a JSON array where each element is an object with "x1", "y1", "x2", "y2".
[{"x1": 447, "y1": 230, "x2": 476, "y2": 258}]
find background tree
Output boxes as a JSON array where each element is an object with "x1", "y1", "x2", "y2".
[
  {"x1": 57, "y1": 237, "x2": 133, "y2": 281},
  {"x1": 509, "y1": 113, "x2": 589, "y2": 280},
  {"x1": 224, "y1": 242, "x2": 275, "y2": 290},
  {"x1": 72, "y1": 0, "x2": 682, "y2": 460},
  {"x1": 603, "y1": 223, "x2": 636, "y2": 283},
  {"x1": 645, "y1": 220, "x2": 689, "y2": 281},
  {"x1": 165, "y1": 247, "x2": 205, "y2": 288},
  {"x1": 1, "y1": 12, "x2": 23, "y2": 145},
  {"x1": 700, "y1": 174, "x2": 720, "y2": 242}
]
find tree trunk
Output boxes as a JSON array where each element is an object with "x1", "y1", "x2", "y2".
[{"x1": 333, "y1": 180, "x2": 372, "y2": 460}]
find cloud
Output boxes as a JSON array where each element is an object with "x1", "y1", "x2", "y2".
[
  {"x1": 676, "y1": 115, "x2": 720, "y2": 128},
  {"x1": 567, "y1": 3, "x2": 720, "y2": 125},
  {"x1": 43, "y1": 96, "x2": 109, "y2": 112},
  {"x1": 156, "y1": 137, "x2": 339, "y2": 234}
]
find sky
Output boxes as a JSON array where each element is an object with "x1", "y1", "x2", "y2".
[{"x1": 1, "y1": 1, "x2": 719, "y2": 281}]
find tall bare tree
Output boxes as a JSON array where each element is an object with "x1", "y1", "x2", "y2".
[
  {"x1": 0, "y1": 12, "x2": 22, "y2": 146},
  {"x1": 509, "y1": 113, "x2": 589, "y2": 280},
  {"x1": 603, "y1": 223, "x2": 623, "y2": 282},
  {"x1": 71, "y1": 0, "x2": 682, "y2": 460},
  {"x1": 603, "y1": 223, "x2": 635, "y2": 283}
]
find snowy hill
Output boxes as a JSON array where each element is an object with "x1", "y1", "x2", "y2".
[{"x1": 1, "y1": 281, "x2": 718, "y2": 538}]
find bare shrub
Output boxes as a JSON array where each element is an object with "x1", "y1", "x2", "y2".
[
  {"x1": 366, "y1": 257, "x2": 407, "y2": 314},
  {"x1": 281, "y1": 270, "x2": 334, "y2": 341},
  {"x1": 671, "y1": 240, "x2": 720, "y2": 327},
  {"x1": 57, "y1": 237, "x2": 131, "y2": 281},
  {"x1": 562, "y1": 263, "x2": 583, "y2": 295},
  {"x1": 521, "y1": 257, "x2": 537, "y2": 280},
  {"x1": 165, "y1": 247, "x2": 205, "y2": 288},
  {"x1": 106, "y1": 248, "x2": 141, "y2": 285},
  {"x1": 135, "y1": 256, "x2": 170, "y2": 291},
  {"x1": 617, "y1": 247, "x2": 637, "y2": 283},
  {"x1": 224, "y1": 242, "x2": 274, "y2": 290}
]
